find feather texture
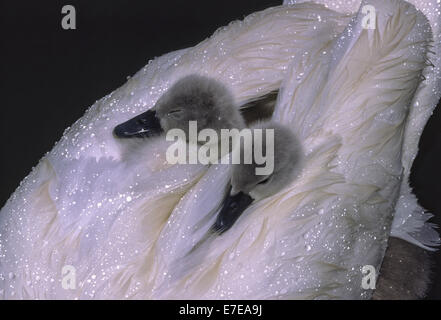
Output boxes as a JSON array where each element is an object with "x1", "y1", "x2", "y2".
[{"x1": 0, "y1": 0, "x2": 438, "y2": 299}]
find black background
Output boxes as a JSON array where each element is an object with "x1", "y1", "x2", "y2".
[{"x1": 0, "y1": 0, "x2": 440, "y2": 299}]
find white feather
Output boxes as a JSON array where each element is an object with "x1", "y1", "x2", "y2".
[{"x1": 0, "y1": 0, "x2": 439, "y2": 300}]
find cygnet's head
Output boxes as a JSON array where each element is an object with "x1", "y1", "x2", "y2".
[
  {"x1": 213, "y1": 122, "x2": 302, "y2": 233},
  {"x1": 113, "y1": 74, "x2": 245, "y2": 139}
]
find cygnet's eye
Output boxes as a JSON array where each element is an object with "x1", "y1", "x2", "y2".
[{"x1": 167, "y1": 109, "x2": 183, "y2": 120}]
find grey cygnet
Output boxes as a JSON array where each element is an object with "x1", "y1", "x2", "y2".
[{"x1": 113, "y1": 74, "x2": 245, "y2": 140}]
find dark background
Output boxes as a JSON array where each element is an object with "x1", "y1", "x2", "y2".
[{"x1": 0, "y1": 0, "x2": 440, "y2": 299}]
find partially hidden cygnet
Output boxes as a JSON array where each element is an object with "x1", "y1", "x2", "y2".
[{"x1": 213, "y1": 121, "x2": 303, "y2": 233}]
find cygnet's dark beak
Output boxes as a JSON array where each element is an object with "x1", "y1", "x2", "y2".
[
  {"x1": 212, "y1": 187, "x2": 253, "y2": 234},
  {"x1": 113, "y1": 109, "x2": 163, "y2": 138}
]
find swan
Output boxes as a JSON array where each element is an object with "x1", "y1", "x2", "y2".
[{"x1": 0, "y1": 0, "x2": 440, "y2": 299}]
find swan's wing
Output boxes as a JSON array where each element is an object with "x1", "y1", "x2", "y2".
[
  {"x1": 389, "y1": 0, "x2": 441, "y2": 249},
  {"x1": 285, "y1": 0, "x2": 441, "y2": 251},
  {"x1": 278, "y1": 0, "x2": 435, "y2": 296},
  {"x1": 289, "y1": 0, "x2": 434, "y2": 296}
]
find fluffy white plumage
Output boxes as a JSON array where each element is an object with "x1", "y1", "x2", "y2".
[
  {"x1": 0, "y1": 0, "x2": 439, "y2": 299},
  {"x1": 286, "y1": 0, "x2": 441, "y2": 251}
]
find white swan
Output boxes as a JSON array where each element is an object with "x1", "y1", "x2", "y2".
[{"x1": 0, "y1": 0, "x2": 440, "y2": 299}]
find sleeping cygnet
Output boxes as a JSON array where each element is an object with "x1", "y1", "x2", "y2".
[
  {"x1": 212, "y1": 122, "x2": 303, "y2": 233},
  {"x1": 113, "y1": 74, "x2": 245, "y2": 140}
]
